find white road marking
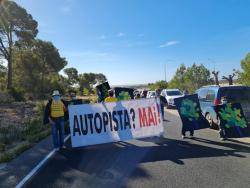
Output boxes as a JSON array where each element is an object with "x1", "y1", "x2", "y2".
[{"x1": 15, "y1": 134, "x2": 70, "y2": 188}]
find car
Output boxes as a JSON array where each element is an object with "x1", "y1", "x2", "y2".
[
  {"x1": 161, "y1": 89, "x2": 184, "y2": 108},
  {"x1": 196, "y1": 85, "x2": 250, "y2": 129},
  {"x1": 146, "y1": 91, "x2": 156, "y2": 98}
]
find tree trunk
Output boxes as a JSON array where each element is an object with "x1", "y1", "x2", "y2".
[
  {"x1": 41, "y1": 57, "x2": 46, "y2": 99},
  {"x1": 7, "y1": 27, "x2": 13, "y2": 90},
  {"x1": 7, "y1": 53, "x2": 12, "y2": 90}
]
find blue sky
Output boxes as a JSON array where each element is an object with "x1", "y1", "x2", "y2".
[{"x1": 15, "y1": 0, "x2": 250, "y2": 85}]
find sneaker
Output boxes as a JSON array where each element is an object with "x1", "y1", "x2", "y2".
[
  {"x1": 182, "y1": 135, "x2": 186, "y2": 139},
  {"x1": 220, "y1": 137, "x2": 226, "y2": 141}
]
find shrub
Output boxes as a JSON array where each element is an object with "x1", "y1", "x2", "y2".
[
  {"x1": 0, "y1": 143, "x2": 5, "y2": 152},
  {"x1": 22, "y1": 118, "x2": 49, "y2": 141},
  {"x1": 25, "y1": 129, "x2": 51, "y2": 143},
  {"x1": 0, "y1": 90, "x2": 14, "y2": 104},
  {"x1": 10, "y1": 87, "x2": 25, "y2": 102},
  {"x1": 0, "y1": 142, "x2": 33, "y2": 163},
  {"x1": 0, "y1": 126, "x2": 22, "y2": 144},
  {"x1": 34, "y1": 101, "x2": 46, "y2": 118}
]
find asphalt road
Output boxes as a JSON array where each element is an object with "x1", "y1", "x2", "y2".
[{"x1": 24, "y1": 109, "x2": 250, "y2": 188}]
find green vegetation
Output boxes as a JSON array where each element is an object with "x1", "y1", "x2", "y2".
[
  {"x1": 148, "y1": 80, "x2": 168, "y2": 90},
  {"x1": 0, "y1": 1, "x2": 107, "y2": 100},
  {"x1": 64, "y1": 68, "x2": 107, "y2": 95},
  {"x1": 0, "y1": 101, "x2": 52, "y2": 163},
  {"x1": 148, "y1": 64, "x2": 212, "y2": 93},
  {"x1": 0, "y1": 142, "x2": 33, "y2": 163},
  {"x1": 0, "y1": 0, "x2": 38, "y2": 90},
  {"x1": 238, "y1": 53, "x2": 250, "y2": 86},
  {"x1": 168, "y1": 63, "x2": 212, "y2": 93}
]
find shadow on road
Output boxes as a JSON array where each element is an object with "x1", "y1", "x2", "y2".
[
  {"x1": 138, "y1": 137, "x2": 249, "y2": 165},
  {"x1": 190, "y1": 137, "x2": 250, "y2": 149},
  {"x1": 26, "y1": 136, "x2": 250, "y2": 188}
]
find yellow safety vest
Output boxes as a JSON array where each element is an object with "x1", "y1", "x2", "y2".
[
  {"x1": 104, "y1": 97, "x2": 118, "y2": 103},
  {"x1": 50, "y1": 100, "x2": 65, "y2": 118}
]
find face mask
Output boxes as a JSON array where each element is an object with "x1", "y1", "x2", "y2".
[
  {"x1": 222, "y1": 100, "x2": 227, "y2": 104},
  {"x1": 53, "y1": 95, "x2": 60, "y2": 101}
]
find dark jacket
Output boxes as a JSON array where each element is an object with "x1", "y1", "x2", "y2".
[{"x1": 43, "y1": 99, "x2": 68, "y2": 125}]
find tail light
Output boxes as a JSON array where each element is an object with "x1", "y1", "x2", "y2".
[{"x1": 214, "y1": 98, "x2": 220, "y2": 106}]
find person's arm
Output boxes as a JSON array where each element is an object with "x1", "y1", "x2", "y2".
[
  {"x1": 44, "y1": 100, "x2": 54, "y2": 125},
  {"x1": 48, "y1": 117, "x2": 55, "y2": 124},
  {"x1": 61, "y1": 100, "x2": 68, "y2": 112},
  {"x1": 63, "y1": 104, "x2": 67, "y2": 112}
]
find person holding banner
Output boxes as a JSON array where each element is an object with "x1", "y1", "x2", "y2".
[
  {"x1": 104, "y1": 89, "x2": 118, "y2": 103},
  {"x1": 218, "y1": 96, "x2": 228, "y2": 141},
  {"x1": 135, "y1": 93, "x2": 141, "y2": 99},
  {"x1": 156, "y1": 89, "x2": 167, "y2": 121},
  {"x1": 44, "y1": 90, "x2": 67, "y2": 151}
]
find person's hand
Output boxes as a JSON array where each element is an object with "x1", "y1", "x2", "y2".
[{"x1": 49, "y1": 117, "x2": 55, "y2": 125}]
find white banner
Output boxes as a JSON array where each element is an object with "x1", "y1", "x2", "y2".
[{"x1": 68, "y1": 98, "x2": 164, "y2": 147}]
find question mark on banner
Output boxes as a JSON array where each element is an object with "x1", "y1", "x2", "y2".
[{"x1": 130, "y1": 108, "x2": 136, "y2": 128}]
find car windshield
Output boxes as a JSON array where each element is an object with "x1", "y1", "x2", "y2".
[
  {"x1": 219, "y1": 87, "x2": 250, "y2": 102},
  {"x1": 166, "y1": 91, "x2": 182, "y2": 96}
]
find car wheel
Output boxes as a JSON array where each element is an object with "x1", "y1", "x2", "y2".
[{"x1": 205, "y1": 113, "x2": 214, "y2": 128}]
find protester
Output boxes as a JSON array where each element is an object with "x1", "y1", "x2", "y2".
[
  {"x1": 141, "y1": 90, "x2": 147, "y2": 98},
  {"x1": 44, "y1": 90, "x2": 67, "y2": 150},
  {"x1": 218, "y1": 96, "x2": 228, "y2": 140},
  {"x1": 155, "y1": 89, "x2": 167, "y2": 121},
  {"x1": 104, "y1": 89, "x2": 118, "y2": 102},
  {"x1": 70, "y1": 90, "x2": 77, "y2": 101},
  {"x1": 69, "y1": 90, "x2": 83, "y2": 105},
  {"x1": 221, "y1": 96, "x2": 227, "y2": 104},
  {"x1": 183, "y1": 90, "x2": 189, "y2": 95},
  {"x1": 181, "y1": 123, "x2": 194, "y2": 139},
  {"x1": 135, "y1": 93, "x2": 141, "y2": 99}
]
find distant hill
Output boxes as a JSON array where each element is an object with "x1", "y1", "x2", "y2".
[{"x1": 111, "y1": 84, "x2": 149, "y2": 89}]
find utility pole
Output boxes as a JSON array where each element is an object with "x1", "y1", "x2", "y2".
[
  {"x1": 208, "y1": 58, "x2": 216, "y2": 72},
  {"x1": 164, "y1": 64, "x2": 167, "y2": 83}
]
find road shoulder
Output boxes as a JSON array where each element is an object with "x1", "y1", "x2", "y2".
[{"x1": 0, "y1": 135, "x2": 54, "y2": 188}]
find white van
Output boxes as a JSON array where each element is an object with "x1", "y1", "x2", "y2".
[{"x1": 161, "y1": 89, "x2": 184, "y2": 108}]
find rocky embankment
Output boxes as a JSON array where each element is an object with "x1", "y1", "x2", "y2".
[{"x1": 0, "y1": 102, "x2": 38, "y2": 129}]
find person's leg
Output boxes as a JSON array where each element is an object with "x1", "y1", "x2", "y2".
[
  {"x1": 58, "y1": 118, "x2": 65, "y2": 148},
  {"x1": 182, "y1": 126, "x2": 186, "y2": 138},
  {"x1": 190, "y1": 128, "x2": 194, "y2": 137},
  {"x1": 51, "y1": 122, "x2": 59, "y2": 149},
  {"x1": 218, "y1": 123, "x2": 226, "y2": 140},
  {"x1": 161, "y1": 106, "x2": 165, "y2": 120}
]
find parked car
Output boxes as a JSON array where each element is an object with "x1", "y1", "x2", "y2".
[
  {"x1": 196, "y1": 85, "x2": 250, "y2": 128},
  {"x1": 161, "y1": 89, "x2": 184, "y2": 108},
  {"x1": 147, "y1": 91, "x2": 156, "y2": 98}
]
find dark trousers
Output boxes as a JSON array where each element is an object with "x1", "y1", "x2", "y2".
[
  {"x1": 50, "y1": 117, "x2": 65, "y2": 148},
  {"x1": 218, "y1": 123, "x2": 226, "y2": 138},
  {"x1": 161, "y1": 105, "x2": 165, "y2": 120}
]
